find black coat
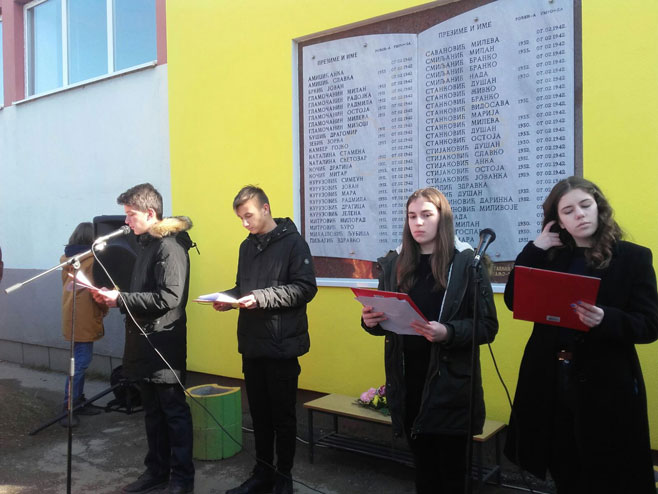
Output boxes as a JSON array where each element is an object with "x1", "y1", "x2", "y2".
[
  {"x1": 504, "y1": 241, "x2": 658, "y2": 491},
  {"x1": 225, "y1": 218, "x2": 317, "y2": 359},
  {"x1": 363, "y1": 246, "x2": 498, "y2": 437},
  {"x1": 119, "y1": 217, "x2": 193, "y2": 382}
]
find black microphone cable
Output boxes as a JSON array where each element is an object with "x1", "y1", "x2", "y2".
[
  {"x1": 483, "y1": 339, "x2": 540, "y2": 493},
  {"x1": 92, "y1": 246, "x2": 329, "y2": 494},
  {"x1": 475, "y1": 258, "x2": 544, "y2": 494}
]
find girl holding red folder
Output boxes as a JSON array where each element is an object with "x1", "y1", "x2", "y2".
[
  {"x1": 361, "y1": 187, "x2": 498, "y2": 494},
  {"x1": 504, "y1": 176, "x2": 658, "y2": 493}
]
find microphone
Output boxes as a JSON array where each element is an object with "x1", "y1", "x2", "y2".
[
  {"x1": 92, "y1": 225, "x2": 131, "y2": 248},
  {"x1": 472, "y1": 228, "x2": 496, "y2": 268}
]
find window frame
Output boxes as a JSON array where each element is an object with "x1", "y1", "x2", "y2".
[
  {"x1": 23, "y1": 0, "x2": 156, "y2": 98},
  {"x1": 0, "y1": 15, "x2": 4, "y2": 107}
]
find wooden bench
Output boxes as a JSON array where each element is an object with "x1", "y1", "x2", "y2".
[{"x1": 304, "y1": 393, "x2": 505, "y2": 491}]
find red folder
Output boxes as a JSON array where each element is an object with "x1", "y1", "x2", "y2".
[
  {"x1": 512, "y1": 266, "x2": 601, "y2": 332},
  {"x1": 351, "y1": 288, "x2": 427, "y2": 321},
  {"x1": 352, "y1": 288, "x2": 429, "y2": 335}
]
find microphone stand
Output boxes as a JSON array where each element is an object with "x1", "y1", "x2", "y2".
[
  {"x1": 5, "y1": 245, "x2": 104, "y2": 494},
  {"x1": 64, "y1": 257, "x2": 81, "y2": 494},
  {"x1": 464, "y1": 259, "x2": 483, "y2": 494}
]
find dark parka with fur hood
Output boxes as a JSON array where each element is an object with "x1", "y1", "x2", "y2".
[
  {"x1": 224, "y1": 218, "x2": 317, "y2": 359},
  {"x1": 118, "y1": 216, "x2": 193, "y2": 382},
  {"x1": 363, "y1": 241, "x2": 498, "y2": 437}
]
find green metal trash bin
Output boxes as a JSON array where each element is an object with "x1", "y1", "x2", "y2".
[{"x1": 186, "y1": 384, "x2": 242, "y2": 460}]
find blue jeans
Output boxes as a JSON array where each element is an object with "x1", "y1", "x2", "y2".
[{"x1": 63, "y1": 341, "x2": 94, "y2": 405}]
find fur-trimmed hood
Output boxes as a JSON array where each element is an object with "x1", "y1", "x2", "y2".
[{"x1": 148, "y1": 216, "x2": 193, "y2": 238}]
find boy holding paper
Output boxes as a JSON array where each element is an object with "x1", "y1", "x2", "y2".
[
  {"x1": 213, "y1": 185, "x2": 317, "y2": 494},
  {"x1": 94, "y1": 183, "x2": 196, "y2": 494}
]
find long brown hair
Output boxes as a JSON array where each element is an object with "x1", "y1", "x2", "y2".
[
  {"x1": 397, "y1": 188, "x2": 455, "y2": 292},
  {"x1": 542, "y1": 176, "x2": 622, "y2": 269}
]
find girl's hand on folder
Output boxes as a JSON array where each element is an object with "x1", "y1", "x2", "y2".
[
  {"x1": 411, "y1": 320, "x2": 448, "y2": 342},
  {"x1": 571, "y1": 300, "x2": 604, "y2": 328},
  {"x1": 534, "y1": 220, "x2": 564, "y2": 250},
  {"x1": 362, "y1": 305, "x2": 387, "y2": 328}
]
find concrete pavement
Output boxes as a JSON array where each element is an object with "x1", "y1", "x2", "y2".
[{"x1": 0, "y1": 361, "x2": 553, "y2": 494}]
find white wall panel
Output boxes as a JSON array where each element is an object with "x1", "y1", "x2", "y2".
[
  {"x1": 0, "y1": 64, "x2": 170, "y2": 360},
  {"x1": 0, "y1": 64, "x2": 171, "y2": 270}
]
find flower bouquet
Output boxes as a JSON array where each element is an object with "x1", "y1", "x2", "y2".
[{"x1": 356, "y1": 385, "x2": 389, "y2": 416}]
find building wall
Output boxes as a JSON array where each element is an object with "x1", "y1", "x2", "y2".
[
  {"x1": 166, "y1": 0, "x2": 658, "y2": 448},
  {"x1": 0, "y1": 65, "x2": 172, "y2": 362}
]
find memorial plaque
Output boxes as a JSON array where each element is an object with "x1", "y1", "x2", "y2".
[
  {"x1": 299, "y1": 0, "x2": 579, "y2": 272},
  {"x1": 303, "y1": 34, "x2": 418, "y2": 260},
  {"x1": 418, "y1": 0, "x2": 574, "y2": 262}
]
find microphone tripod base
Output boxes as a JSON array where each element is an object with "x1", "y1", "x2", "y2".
[{"x1": 29, "y1": 381, "x2": 143, "y2": 436}]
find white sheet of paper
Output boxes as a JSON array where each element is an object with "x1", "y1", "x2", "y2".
[
  {"x1": 355, "y1": 295, "x2": 425, "y2": 336},
  {"x1": 194, "y1": 292, "x2": 239, "y2": 305},
  {"x1": 66, "y1": 271, "x2": 99, "y2": 292}
]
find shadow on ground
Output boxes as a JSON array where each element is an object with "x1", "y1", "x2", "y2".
[{"x1": 0, "y1": 361, "x2": 557, "y2": 494}]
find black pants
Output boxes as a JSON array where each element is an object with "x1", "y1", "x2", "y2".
[
  {"x1": 140, "y1": 381, "x2": 195, "y2": 485},
  {"x1": 242, "y1": 356, "x2": 300, "y2": 475},
  {"x1": 404, "y1": 375, "x2": 467, "y2": 494},
  {"x1": 548, "y1": 360, "x2": 585, "y2": 493},
  {"x1": 405, "y1": 430, "x2": 468, "y2": 494}
]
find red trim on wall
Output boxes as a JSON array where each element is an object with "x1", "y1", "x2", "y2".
[
  {"x1": 156, "y1": 0, "x2": 167, "y2": 65},
  {"x1": 2, "y1": 0, "x2": 26, "y2": 106}
]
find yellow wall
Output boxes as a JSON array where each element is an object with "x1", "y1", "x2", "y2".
[{"x1": 166, "y1": 0, "x2": 658, "y2": 447}]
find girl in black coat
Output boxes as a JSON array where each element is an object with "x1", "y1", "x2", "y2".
[
  {"x1": 362, "y1": 188, "x2": 498, "y2": 494},
  {"x1": 504, "y1": 177, "x2": 658, "y2": 493}
]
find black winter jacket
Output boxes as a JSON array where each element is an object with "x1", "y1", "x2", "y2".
[
  {"x1": 363, "y1": 244, "x2": 498, "y2": 437},
  {"x1": 119, "y1": 216, "x2": 193, "y2": 382},
  {"x1": 504, "y1": 241, "x2": 658, "y2": 491},
  {"x1": 225, "y1": 218, "x2": 317, "y2": 359}
]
